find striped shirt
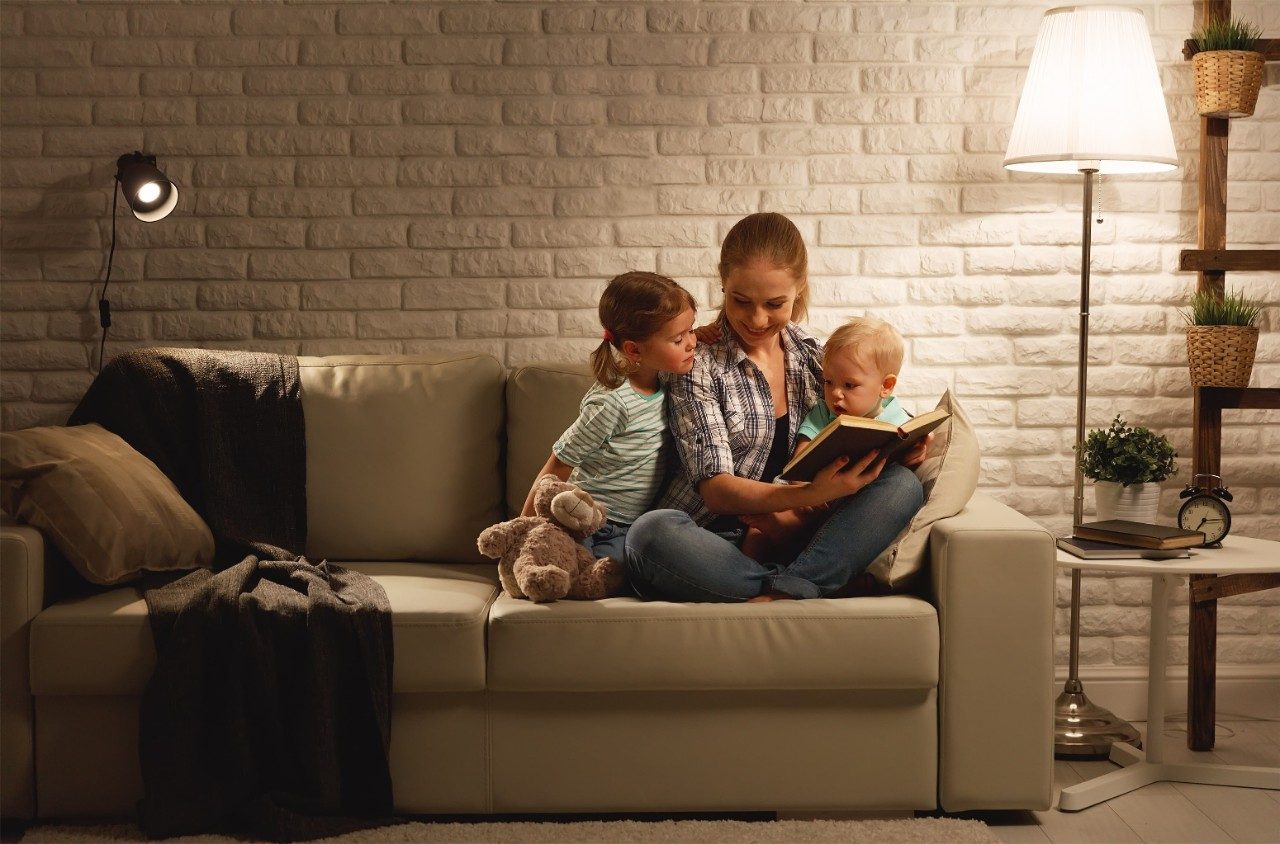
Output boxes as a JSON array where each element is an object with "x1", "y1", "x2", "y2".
[
  {"x1": 655, "y1": 316, "x2": 824, "y2": 526},
  {"x1": 553, "y1": 381, "x2": 669, "y2": 525}
]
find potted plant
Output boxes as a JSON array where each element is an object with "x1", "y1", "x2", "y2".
[
  {"x1": 1078, "y1": 415, "x2": 1178, "y2": 522},
  {"x1": 1180, "y1": 287, "x2": 1262, "y2": 388},
  {"x1": 1190, "y1": 17, "x2": 1265, "y2": 118}
]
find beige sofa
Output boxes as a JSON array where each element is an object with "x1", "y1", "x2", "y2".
[{"x1": 1, "y1": 354, "x2": 1055, "y2": 820}]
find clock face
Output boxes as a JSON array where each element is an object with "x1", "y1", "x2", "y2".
[{"x1": 1178, "y1": 495, "x2": 1231, "y2": 545}]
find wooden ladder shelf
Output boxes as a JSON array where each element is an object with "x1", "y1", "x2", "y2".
[{"x1": 1182, "y1": 1, "x2": 1280, "y2": 753}]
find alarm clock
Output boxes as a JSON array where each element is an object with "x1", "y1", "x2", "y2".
[{"x1": 1177, "y1": 473, "x2": 1232, "y2": 548}]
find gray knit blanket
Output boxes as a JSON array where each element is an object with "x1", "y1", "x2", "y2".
[
  {"x1": 69, "y1": 348, "x2": 395, "y2": 841},
  {"x1": 69, "y1": 347, "x2": 306, "y2": 565}
]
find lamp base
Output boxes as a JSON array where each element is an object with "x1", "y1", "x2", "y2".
[{"x1": 1055, "y1": 679, "x2": 1142, "y2": 758}]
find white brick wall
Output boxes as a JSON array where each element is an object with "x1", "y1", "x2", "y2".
[{"x1": 1, "y1": 1, "x2": 1277, "y2": 669}]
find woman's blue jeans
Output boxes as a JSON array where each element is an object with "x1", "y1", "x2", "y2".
[{"x1": 623, "y1": 463, "x2": 924, "y2": 602}]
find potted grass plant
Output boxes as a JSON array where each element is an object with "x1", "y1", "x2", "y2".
[
  {"x1": 1190, "y1": 17, "x2": 1265, "y2": 118},
  {"x1": 1180, "y1": 288, "x2": 1263, "y2": 387},
  {"x1": 1078, "y1": 415, "x2": 1178, "y2": 522}
]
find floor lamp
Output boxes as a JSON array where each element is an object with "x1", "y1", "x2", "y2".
[{"x1": 1003, "y1": 6, "x2": 1179, "y2": 757}]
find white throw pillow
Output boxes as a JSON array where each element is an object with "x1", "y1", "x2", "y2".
[{"x1": 867, "y1": 390, "x2": 980, "y2": 590}]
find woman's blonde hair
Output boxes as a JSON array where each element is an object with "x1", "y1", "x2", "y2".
[
  {"x1": 591, "y1": 271, "x2": 697, "y2": 389},
  {"x1": 717, "y1": 212, "x2": 809, "y2": 323},
  {"x1": 825, "y1": 316, "x2": 904, "y2": 376}
]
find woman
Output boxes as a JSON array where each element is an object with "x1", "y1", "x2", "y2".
[{"x1": 623, "y1": 213, "x2": 926, "y2": 602}]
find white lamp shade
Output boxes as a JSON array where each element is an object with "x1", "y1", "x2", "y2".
[{"x1": 1004, "y1": 5, "x2": 1177, "y2": 175}]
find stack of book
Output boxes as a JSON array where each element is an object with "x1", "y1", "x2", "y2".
[{"x1": 1058, "y1": 520, "x2": 1205, "y2": 560}]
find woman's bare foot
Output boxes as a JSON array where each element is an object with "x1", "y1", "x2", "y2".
[
  {"x1": 746, "y1": 590, "x2": 796, "y2": 603},
  {"x1": 739, "y1": 526, "x2": 771, "y2": 562}
]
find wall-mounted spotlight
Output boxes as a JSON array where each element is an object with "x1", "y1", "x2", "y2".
[
  {"x1": 115, "y1": 151, "x2": 178, "y2": 222},
  {"x1": 95, "y1": 152, "x2": 178, "y2": 371}
]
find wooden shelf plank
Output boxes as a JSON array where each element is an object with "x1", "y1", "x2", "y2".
[
  {"x1": 1183, "y1": 38, "x2": 1280, "y2": 61},
  {"x1": 1180, "y1": 249, "x2": 1280, "y2": 272},
  {"x1": 1190, "y1": 572, "x2": 1280, "y2": 603},
  {"x1": 1195, "y1": 387, "x2": 1280, "y2": 411}
]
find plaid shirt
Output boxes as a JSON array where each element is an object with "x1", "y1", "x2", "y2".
[{"x1": 656, "y1": 316, "x2": 824, "y2": 526}]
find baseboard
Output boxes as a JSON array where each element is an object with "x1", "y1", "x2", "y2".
[{"x1": 1053, "y1": 664, "x2": 1280, "y2": 723}]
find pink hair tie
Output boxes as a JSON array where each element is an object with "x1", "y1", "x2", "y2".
[{"x1": 602, "y1": 329, "x2": 614, "y2": 342}]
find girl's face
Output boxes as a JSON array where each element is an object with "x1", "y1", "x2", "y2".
[
  {"x1": 822, "y1": 347, "x2": 896, "y2": 419},
  {"x1": 628, "y1": 307, "x2": 698, "y2": 375},
  {"x1": 721, "y1": 260, "x2": 798, "y2": 351}
]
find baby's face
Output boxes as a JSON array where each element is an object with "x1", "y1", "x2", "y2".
[{"x1": 822, "y1": 347, "x2": 893, "y2": 419}]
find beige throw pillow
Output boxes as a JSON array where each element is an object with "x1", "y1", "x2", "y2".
[
  {"x1": 0, "y1": 423, "x2": 214, "y2": 585},
  {"x1": 867, "y1": 390, "x2": 980, "y2": 590}
]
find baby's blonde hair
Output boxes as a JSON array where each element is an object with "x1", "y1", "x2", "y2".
[{"x1": 825, "y1": 316, "x2": 903, "y2": 377}]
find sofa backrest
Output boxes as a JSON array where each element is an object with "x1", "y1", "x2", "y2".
[
  {"x1": 503, "y1": 364, "x2": 595, "y2": 518},
  {"x1": 298, "y1": 354, "x2": 504, "y2": 563}
]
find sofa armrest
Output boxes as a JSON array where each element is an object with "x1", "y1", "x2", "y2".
[
  {"x1": 930, "y1": 492, "x2": 1054, "y2": 812},
  {"x1": 1, "y1": 512, "x2": 45, "y2": 820}
]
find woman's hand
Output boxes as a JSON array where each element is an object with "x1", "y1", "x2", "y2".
[
  {"x1": 692, "y1": 322, "x2": 723, "y2": 345},
  {"x1": 901, "y1": 433, "x2": 934, "y2": 470},
  {"x1": 808, "y1": 450, "x2": 887, "y2": 504}
]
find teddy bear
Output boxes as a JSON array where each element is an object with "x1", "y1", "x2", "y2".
[{"x1": 476, "y1": 474, "x2": 626, "y2": 603}]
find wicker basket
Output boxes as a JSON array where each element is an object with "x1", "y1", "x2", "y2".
[
  {"x1": 1192, "y1": 50, "x2": 1265, "y2": 118},
  {"x1": 1186, "y1": 325, "x2": 1259, "y2": 387}
]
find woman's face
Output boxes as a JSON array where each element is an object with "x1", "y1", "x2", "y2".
[{"x1": 721, "y1": 260, "x2": 798, "y2": 351}]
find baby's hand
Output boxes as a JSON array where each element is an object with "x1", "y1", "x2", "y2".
[
  {"x1": 902, "y1": 432, "x2": 934, "y2": 469},
  {"x1": 692, "y1": 323, "x2": 723, "y2": 344}
]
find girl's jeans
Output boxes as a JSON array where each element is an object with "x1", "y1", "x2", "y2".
[
  {"x1": 581, "y1": 520, "x2": 629, "y2": 560},
  {"x1": 623, "y1": 463, "x2": 923, "y2": 602}
]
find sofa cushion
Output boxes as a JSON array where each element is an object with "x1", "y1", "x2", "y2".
[
  {"x1": 504, "y1": 364, "x2": 595, "y2": 517},
  {"x1": 868, "y1": 390, "x2": 980, "y2": 590},
  {"x1": 0, "y1": 424, "x2": 214, "y2": 586},
  {"x1": 29, "y1": 563, "x2": 499, "y2": 696},
  {"x1": 298, "y1": 355, "x2": 504, "y2": 563},
  {"x1": 486, "y1": 594, "x2": 938, "y2": 692}
]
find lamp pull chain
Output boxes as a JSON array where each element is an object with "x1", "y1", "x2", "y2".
[{"x1": 1095, "y1": 175, "x2": 1104, "y2": 224}]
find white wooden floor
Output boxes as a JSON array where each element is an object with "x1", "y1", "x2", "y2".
[{"x1": 980, "y1": 720, "x2": 1280, "y2": 843}]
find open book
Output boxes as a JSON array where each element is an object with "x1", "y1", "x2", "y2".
[{"x1": 778, "y1": 407, "x2": 950, "y2": 483}]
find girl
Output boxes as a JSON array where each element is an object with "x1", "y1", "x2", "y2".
[
  {"x1": 520, "y1": 271, "x2": 698, "y2": 565},
  {"x1": 624, "y1": 213, "x2": 927, "y2": 602}
]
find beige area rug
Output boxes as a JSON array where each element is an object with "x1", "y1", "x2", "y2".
[{"x1": 23, "y1": 817, "x2": 996, "y2": 843}]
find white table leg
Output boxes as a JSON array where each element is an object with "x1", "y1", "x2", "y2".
[
  {"x1": 1060, "y1": 573, "x2": 1280, "y2": 812},
  {"x1": 1109, "y1": 741, "x2": 1143, "y2": 768},
  {"x1": 1142, "y1": 573, "x2": 1171, "y2": 766}
]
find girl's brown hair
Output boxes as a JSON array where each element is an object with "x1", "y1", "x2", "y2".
[
  {"x1": 717, "y1": 212, "x2": 809, "y2": 323},
  {"x1": 591, "y1": 271, "x2": 697, "y2": 389}
]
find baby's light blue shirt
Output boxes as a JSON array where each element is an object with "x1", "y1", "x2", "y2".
[{"x1": 796, "y1": 395, "x2": 911, "y2": 441}]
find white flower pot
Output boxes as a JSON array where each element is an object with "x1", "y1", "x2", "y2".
[{"x1": 1093, "y1": 481, "x2": 1162, "y2": 523}]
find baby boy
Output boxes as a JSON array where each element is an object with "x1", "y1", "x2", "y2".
[{"x1": 740, "y1": 315, "x2": 909, "y2": 563}]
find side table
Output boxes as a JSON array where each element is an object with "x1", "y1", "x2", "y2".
[{"x1": 1056, "y1": 535, "x2": 1280, "y2": 811}]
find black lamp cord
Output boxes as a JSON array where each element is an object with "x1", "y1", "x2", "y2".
[{"x1": 96, "y1": 179, "x2": 118, "y2": 374}]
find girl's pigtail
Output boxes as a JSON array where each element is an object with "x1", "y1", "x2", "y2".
[{"x1": 590, "y1": 339, "x2": 625, "y2": 388}]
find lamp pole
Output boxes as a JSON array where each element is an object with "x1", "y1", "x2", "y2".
[
  {"x1": 1055, "y1": 167, "x2": 1141, "y2": 757},
  {"x1": 1073, "y1": 168, "x2": 1094, "y2": 533}
]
